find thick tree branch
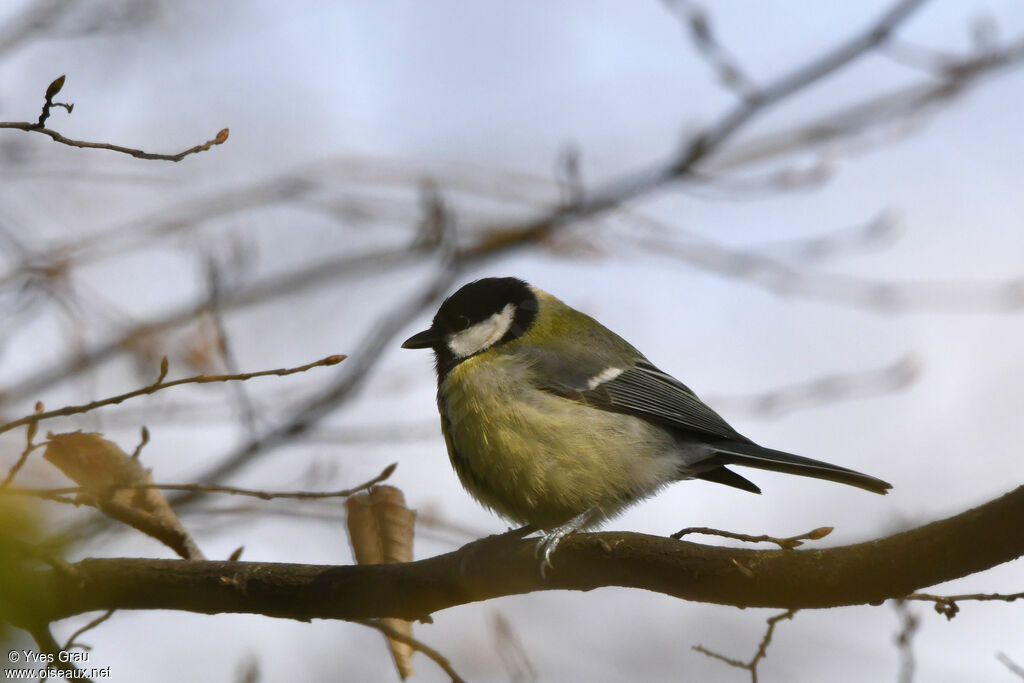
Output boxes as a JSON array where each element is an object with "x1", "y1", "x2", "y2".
[{"x1": 12, "y1": 486, "x2": 1023, "y2": 627}]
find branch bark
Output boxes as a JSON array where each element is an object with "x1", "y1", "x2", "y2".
[{"x1": 11, "y1": 486, "x2": 1023, "y2": 628}]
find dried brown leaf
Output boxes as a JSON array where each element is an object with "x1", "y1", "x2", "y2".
[
  {"x1": 43, "y1": 432, "x2": 203, "y2": 560},
  {"x1": 44, "y1": 431, "x2": 149, "y2": 491},
  {"x1": 346, "y1": 486, "x2": 417, "y2": 679}
]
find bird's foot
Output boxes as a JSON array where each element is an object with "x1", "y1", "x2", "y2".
[{"x1": 535, "y1": 508, "x2": 599, "y2": 579}]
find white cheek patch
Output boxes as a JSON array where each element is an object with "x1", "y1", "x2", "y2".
[
  {"x1": 447, "y1": 304, "x2": 517, "y2": 358},
  {"x1": 587, "y1": 366, "x2": 624, "y2": 389}
]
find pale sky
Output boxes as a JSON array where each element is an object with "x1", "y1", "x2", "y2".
[{"x1": 2, "y1": 1, "x2": 1023, "y2": 681}]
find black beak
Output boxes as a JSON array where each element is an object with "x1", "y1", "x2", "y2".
[{"x1": 401, "y1": 327, "x2": 441, "y2": 349}]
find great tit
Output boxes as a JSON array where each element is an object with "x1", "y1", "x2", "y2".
[{"x1": 402, "y1": 277, "x2": 891, "y2": 571}]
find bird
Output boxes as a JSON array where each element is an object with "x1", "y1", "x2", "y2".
[{"x1": 402, "y1": 276, "x2": 891, "y2": 573}]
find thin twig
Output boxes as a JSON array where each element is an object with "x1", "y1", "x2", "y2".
[
  {"x1": 663, "y1": 0, "x2": 759, "y2": 99},
  {"x1": 0, "y1": 354, "x2": 346, "y2": 437},
  {"x1": 881, "y1": 39, "x2": 956, "y2": 74},
  {"x1": 893, "y1": 600, "x2": 919, "y2": 683},
  {"x1": 0, "y1": 532, "x2": 75, "y2": 577},
  {"x1": 554, "y1": 144, "x2": 584, "y2": 207},
  {"x1": 997, "y1": 652, "x2": 1024, "y2": 680},
  {"x1": 1, "y1": 75, "x2": 228, "y2": 161},
  {"x1": 0, "y1": 404, "x2": 43, "y2": 488},
  {"x1": 672, "y1": 525, "x2": 833, "y2": 550},
  {"x1": 707, "y1": 354, "x2": 918, "y2": 418},
  {"x1": 492, "y1": 611, "x2": 538, "y2": 682},
  {"x1": 693, "y1": 610, "x2": 796, "y2": 683},
  {"x1": 633, "y1": 230, "x2": 1024, "y2": 313},
  {"x1": 205, "y1": 261, "x2": 259, "y2": 433},
  {"x1": 903, "y1": 590, "x2": 1024, "y2": 620},
  {"x1": 130, "y1": 427, "x2": 150, "y2": 460},
  {"x1": 745, "y1": 212, "x2": 898, "y2": 265},
  {"x1": 0, "y1": 121, "x2": 230, "y2": 161},
  {"x1": 63, "y1": 610, "x2": 115, "y2": 652},
  {"x1": 1, "y1": 463, "x2": 396, "y2": 504},
  {"x1": 352, "y1": 618, "x2": 466, "y2": 683},
  {"x1": 27, "y1": 623, "x2": 89, "y2": 681}
]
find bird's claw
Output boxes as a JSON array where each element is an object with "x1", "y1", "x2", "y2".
[
  {"x1": 533, "y1": 508, "x2": 599, "y2": 579},
  {"x1": 535, "y1": 534, "x2": 563, "y2": 579}
]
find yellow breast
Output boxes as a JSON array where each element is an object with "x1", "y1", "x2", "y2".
[{"x1": 438, "y1": 352, "x2": 679, "y2": 530}]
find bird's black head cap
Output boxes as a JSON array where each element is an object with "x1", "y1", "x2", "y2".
[{"x1": 402, "y1": 277, "x2": 539, "y2": 378}]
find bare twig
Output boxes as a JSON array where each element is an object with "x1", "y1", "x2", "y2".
[
  {"x1": 881, "y1": 39, "x2": 957, "y2": 74},
  {"x1": 662, "y1": 0, "x2": 758, "y2": 99},
  {"x1": 352, "y1": 618, "x2": 466, "y2": 683},
  {"x1": 0, "y1": 444, "x2": 40, "y2": 491},
  {"x1": 997, "y1": 652, "x2": 1024, "y2": 680},
  {"x1": 707, "y1": 355, "x2": 919, "y2": 418},
  {"x1": 632, "y1": 231, "x2": 1024, "y2": 312},
  {"x1": 1, "y1": 76, "x2": 228, "y2": 160},
  {"x1": 554, "y1": 144, "x2": 584, "y2": 207},
  {"x1": 63, "y1": 610, "x2": 115, "y2": 652},
  {"x1": 1, "y1": 463, "x2": 397, "y2": 504},
  {"x1": 693, "y1": 610, "x2": 796, "y2": 682},
  {"x1": 0, "y1": 354, "x2": 346, "y2": 437},
  {"x1": 682, "y1": 156, "x2": 835, "y2": 197},
  {"x1": 492, "y1": 612, "x2": 537, "y2": 682},
  {"x1": 1, "y1": 402, "x2": 43, "y2": 487},
  {"x1": 0, "y1": 532, "x2": 75, "y2": 577},
  {"x1": 130, "y1": 427, "x2": 150, "y2": 460},
  {"x1": 414, "y1": 180, "x2": 452, "y2": 248},
  {"x1": 893, "y1": 600, "x2": 919, "y2": 683},
  {"x1": 204, "y1": 261, "x2": 259, "y2": 433},
  {"x1": 0, "y1": 121, "x2": 229, "y2": 161},
  {"x1": 903, "y1": 591, "x2": 1024, "y2": 620},
  {"x1": 27, "y1": 623, "x2": 87, "y2": 681},
  {"x1": 671, "y1": 526, "x2": 833, "y2": 550},
  {"x1": 748, "y1": 213, "x2": 899, "y2": 265}
]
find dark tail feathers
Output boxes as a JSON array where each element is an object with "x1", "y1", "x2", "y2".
[{"x1": 706, "y1": 440, "x2": 891, "y2": 495}]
